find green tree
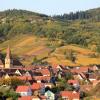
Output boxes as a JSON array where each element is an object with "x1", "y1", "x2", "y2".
[{"x1": 64, "y1": 49, "x2": 76, "y2": 63}]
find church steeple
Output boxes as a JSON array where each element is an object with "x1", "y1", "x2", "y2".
[
  {"x1": 6, "y1": 45, "x2": 10, "y2": 59},
  {"x1": 5, "y1": 45, "x2": 13, "y2": 68}
]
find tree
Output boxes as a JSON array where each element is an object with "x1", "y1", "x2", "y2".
[
  {"x1": 0, "y1": 76, "x2": 24, "y2": 88},
  {"x1": 10, "y1": 76, "x2": 24, "y2": 88},
  {"x1": 4, "y1": 91, "x2": 20, "y2": 100},
  {"x1": 33, "y1": 56, "x2": 38, "y2": 64},
  {"x1": 64, "y1": 49, "x2": 76, "y2": 63},
  {"x1": 96, "y1": 45, "x2": 100, "y2": 53},
  {"x1": 65, "y1": 72, "x2": 74, "y2": 81},
  {"x1": 65, "y1": 83, "x2": 74, "y2": 91}
]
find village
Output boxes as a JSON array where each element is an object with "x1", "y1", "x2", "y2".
[{"x1": 0, "y1": 46, "x2": 99, "y2": 100}]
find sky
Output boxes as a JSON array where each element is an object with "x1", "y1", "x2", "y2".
[{"x1": 0, "y1": 0, "x2": 100, "y2": 15}]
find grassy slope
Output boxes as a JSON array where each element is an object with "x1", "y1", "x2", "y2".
[
  {"x1": 46, "y1": 45, "x2": 100, "y2": 66},
  {"x1": 0, "y1": 34, "x2": 51, "y2": 65},
  {"x1": 0, "y1": 35, "x2": 100, "y2": 66}
]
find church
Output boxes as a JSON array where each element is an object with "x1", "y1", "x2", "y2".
[
  {"x1": 5, "y1": 45, "x2": 13, "y2": 68},
  {"x1": 0, "y1": 46, "x2": 22, "y2": 69}
]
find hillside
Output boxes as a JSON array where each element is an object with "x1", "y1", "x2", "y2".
[
  {"x1": 0, "y1": 34, "x2": 100, "y2": 66},
  {"x1": 0, "y1": 34, "x2": 52, "y2": 65},
  {"x1": 0, "y1": 8, "x2": 100, "y2": 66}
]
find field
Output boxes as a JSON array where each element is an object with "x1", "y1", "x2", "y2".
[
  {"x1": 46, "y1": 45, "x2": 100, "y2": 66},
  {"x1": 0, "y1": 34, "x2": 52, "y2": 65},
  {"x1": 0, "y1": 35, "x2": 100, "y2": 66}
]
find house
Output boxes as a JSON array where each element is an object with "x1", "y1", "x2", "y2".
[
  {"x1": 39, "y1": 95, "x2": 47, "y2": 100},
  {"x1": 18, "y1": 96, "x2": 32, "y2": 100},
  {"x1": 44, "y1": 83, "x2": 53, "y2": 88},
  {"x1": 16, "y1": 86, "x2": 32, "y2": 96},
  {"x1": 68, "y1": 80, "x2": 79, "y2": 85},
  {"x1": 56, "y1": 65, "x2": 63, "y2": 71},
  {"x1": 88, "y1": 74, "x2": 96, "y2": 82},
  {"x1": 33, "y1": 76, "x2": 50, "y2": 83},
  {"x1": 4, "y1": 73, "x2": 10, "y2": 79},
  {"x1": 31, "y1": 83, "x2": 45, "y2": 95},
  {"x1": 68, "y1": 80, "x2": 80, "y2": 88},
  {"x1": 73, "y1": 73, "x2": 86, "y2": 80},
  {"x1": 32, "y1": 96, "x2": 40, "y2": 100},
  {"x1": 18, "y1": 76, "x2": 32, "y2": 81},
  {"x1": 25, "y1": 71, "x2": 32, "y2": 76},
  {"x1": 31, "y1": 83, "x2": 44, "y2": 90},
  {"x1": 60, "y1": 91, "x2": 80, "y2": 100},
  {"x1": 52, "y1": 68, "x2": 58, "y2": 75},
  {"x1": 15, "y1": 69, "x2": 23, "y2": 76},
  {"x1": 92, "y1": 65, "x2": 99, "y2": 71},
  {"x1": 71, "y1": 66, "x2": 89, "y2": 74},
  {"x1": 40, "y1": 69, "x2": 50, "y2": 76},
  {"x1": 45, "y1": 90, "x2": 55, "y2": 100}
]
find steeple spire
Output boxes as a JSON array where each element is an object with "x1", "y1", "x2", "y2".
[
  {"x1": 6, "y1": 45, "x2": 10, "y2": 59},
  {"x1": 5, "y1": 45, "x2": 13, "y2": 68}
]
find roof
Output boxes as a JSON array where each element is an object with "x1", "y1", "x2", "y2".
[
  {"x1": 18, "y1": 96, "x2": 32, "y2": 100},
  {"x1": 60, "y1": 91, "x2": 80, "y2": 99},
  {"x1": 17, "y1": 76, "x2": 32, "y2": 81},
  {"x1": 71, "y1": 66, "x2": 89, "y2": 74},
  {"x1": 33, "y1": 76, "x2": 50, "y2": 81},
  {"x1": 31, "y1": 83, "x2": 44, "y2": 90},
  {"x1": 52, "y1": 64, "x2": 65, "y2": 68},
  {"x1": 45, "y1": 90, "x2": 54, "y2": 94},
  {"x1": 16, "y1": 86, "x2": 31, "y2": 92},
  {"x1": 88, "y1": 74, "x2": 97, "y2": 79},
  {"x1": 68, "y1": 80, "x2": 79, "y2": 85},
  {"x1": 40, "y1": 69, "x2": 50, "y2": 76}
]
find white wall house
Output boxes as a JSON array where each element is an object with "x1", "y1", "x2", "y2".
[
  {"x1": 16, "y1": 86, "x2": 32, "y2": 96},
  {"x1": 45, "y1": 90, "x2": 55, "y2": 100}
]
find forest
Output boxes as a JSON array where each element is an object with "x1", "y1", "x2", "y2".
[{"x1": 0, "y1": 8, "x2": 100, "y2": 52}]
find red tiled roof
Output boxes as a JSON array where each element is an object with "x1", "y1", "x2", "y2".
[
  {"x1": 68, "y1": 80, "x2": 79, "y2": 85},
  {"x1": 31, "y1": 83, "x2": 44, "y2": 90},
  {"x1": 52, "y1": 64, "x2": 65, "y2": 68},
  {"x1": 23, "y1": 67, "x2": 32, "y2": 70},
  {"x1": 18, "y1": 96, "x2": 32, "y2": 100},
  {"x1": 71, "y1": 67, "x2": 89, "y2": 73},
  {"x1": 60, "y1": 91, "x2": 80, "y2": 99},
  {"x1": 16, "y1": 86, "x2": 31, "y2": 92},
  {"x1": 17, "y1": 76, "x2": 32, "y2": 81},
  {"x1": 40, "y1": 69, "x2": 50, "y2": 76},
  {"x1": 34, "y1": 76, "x2": 50, "y2": 81}
]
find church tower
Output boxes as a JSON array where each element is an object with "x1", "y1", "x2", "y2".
[
  {"x1": 5, "y1": 45, "x2": 13, "y2": 68},
  {"x1": 0, "y1": 51, "x2": 4, "y2": 68}
]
